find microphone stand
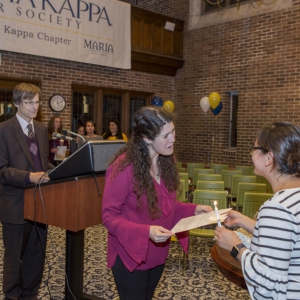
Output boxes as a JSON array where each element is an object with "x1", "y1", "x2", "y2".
[{"x1": 62, "y1": 129, "x2": 86, "y2": 143}]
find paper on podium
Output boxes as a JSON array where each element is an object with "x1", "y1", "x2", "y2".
[
  {"x1": 54, "y1": 146, "x2": 67, "y2": 161},
  {"x1": 171, "y1": 208, "x2": 232, "y2": 233}
]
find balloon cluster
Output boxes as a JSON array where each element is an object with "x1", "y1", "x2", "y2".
[
  {"x1": 151, "y1": 96, "x2": 175, "y2": 113},
  {"x1": 200, "y1": 92, "x2": 223, "y2": 115}
]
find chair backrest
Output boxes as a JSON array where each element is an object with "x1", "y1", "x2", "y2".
[
  {"x1": 231, "y1": 175, "x2": 256, "y2": 196},
  {"x1": 236, "y1": 182, "x2": 267, "y2": 207},
  {"x1": 242, "y1": 192, "x2": 273, "y2": 218},
  {"x1": 179, "y1": 173, "x2": 189, "y2": 193},
  {"x1": 186, "y1": 163, "x2": 204, "y2": 179},
  {"x1": 176, "y1": 179, "x2": 186, "y2": 202},
  {"x1": 252, "y1": 171, "x2": 273, "y2": 193},
  {"x1": 210, "y1": 163, "x2": 228, "y2": 174},
  {"x1": 192, "y1": 168, "x2": 214, "y2": 184},
  {"x1": 235, "y1": 165, "x2": 254, "y2": 175},
  {"x1": 197, "y1": 174, "x2": 222, "y2": 181},
  {"x1": 193, "y1": 190, "x2": 227, "y2": 209},
  {"x1": 176, "y1": 161, "x2": 183, "y2": 168},
  {"x1": 221, "y1": 169, "x2": 243, "y2": 189},
  {"x1": 196, "y1": 180, "x2": 224, "y2": 191},
  {"x1": 178, "y1": 167, "x2": 186, "y2": 173}
]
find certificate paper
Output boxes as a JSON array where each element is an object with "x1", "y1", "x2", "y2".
[
  {"x1": 171, "y1": 208, "x2": 232, "y2": 233},
  {"x1": 54, "y1": 146, "x2": 67, "y2": 161}
]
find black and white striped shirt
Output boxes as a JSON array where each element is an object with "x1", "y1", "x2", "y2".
[{"x1": 241, "y1": 188, "x2": 300, "y2": 300}]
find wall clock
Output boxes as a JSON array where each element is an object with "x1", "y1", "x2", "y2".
[{"x1": 49, "y1": 94, "x2": 66, "y2": 112}]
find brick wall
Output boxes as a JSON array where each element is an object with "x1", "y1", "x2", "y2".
[
  {"x1": 125, "y1": 0, "x2": 300, "y2": 167},
  {"x1": 0, "y1": 52, "x2": 174, "y2": 130},
  {"x1": 2, "y1": 0, "x2": 300, "y2": 168}
]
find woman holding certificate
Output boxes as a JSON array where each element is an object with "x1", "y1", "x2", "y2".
[
  {"x1": 214, "y1": 121, "x2": 300, "y2": 300},
  {"x1": 47, "y1": 116, "x2": 68, "y2": 164},
  {"x1": 102, "y1": 106, "x2": 212, "y2": 300}
]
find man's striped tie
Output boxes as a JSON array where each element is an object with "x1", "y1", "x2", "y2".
[{"x1": 27, "y1": 123, "x2": 35, "y2": 139}]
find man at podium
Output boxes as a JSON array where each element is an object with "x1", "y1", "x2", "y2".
[{"x1": 0, "y1": 83, "x2": 53, "y2": 300}]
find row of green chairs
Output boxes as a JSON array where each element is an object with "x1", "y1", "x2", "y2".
[{"x1": 180, "y1": 162, "x2": 255, "y2": 188}]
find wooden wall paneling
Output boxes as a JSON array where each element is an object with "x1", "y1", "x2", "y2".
[
  {"x1": 132, "y1": 17, "x2": 142, "y2": 47},
  {"x1": 163, "y1": 30, "x2": 173, "y2": 54},
  {"x1": 131, "y1": 6, "x2": 185, "y2": 76},
  {"x1": 141, "y1": 20, "x2": 153, "y2": 49},
  {"x1": 153, "y1": 24, "x2": 163, "y2": 52}
]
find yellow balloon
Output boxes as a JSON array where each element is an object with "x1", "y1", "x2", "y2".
[
  {"x1": 163, "y1": 100, "x2": 175, "y2": 113},
  {"x1": 209, "y1": 92, "x2": 221, "y2": 109}
]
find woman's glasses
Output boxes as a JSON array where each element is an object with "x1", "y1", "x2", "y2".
[{"x1": 249, "y1": 146, "x2": 268, "y2": 155}]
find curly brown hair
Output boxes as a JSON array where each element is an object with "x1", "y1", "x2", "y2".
[{"x1": 109, "y1": 106, "x2": 181, "y2": 219}]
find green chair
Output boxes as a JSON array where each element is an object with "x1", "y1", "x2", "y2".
[
  {"x1": 192, "y1": 168, "x2": 214, "y2": 185},
  {"x1": 231, "y1": 182, "x2": 267, "y2": 211},
  {"x1": 231, "y1": 175, "x2": 257, "y2": 198},
  {"x1": 178, "y1": 167, "x2": 186, "y2": 173},
  {"x1": 170, "y1": 235, "x2": 187, "y2": 274},
  {"x1": 196, "y1": 180, "x2": 224, "y2": 191},
  {"x1": 252, "y1": 171, "x2": 273, "y2": 194},
  {"x1": 210, "y1": 163, "x2": 228, "y2": 175},
  {"x1": 176, "y1": 179, "x2": 187, "y2": 202},
  {"x1": 197, "y1": 174, "x2": 221, "y2": 182},
  {"x1": 179, "y1": 173, "x2": 189, "y2": 198},
  {"x1": 242, "y1": 192, "x2": 273, "y2": 218},
  {"x1": 186, "y1": 163, "x2": 204, "y2": 181},
  {"x1": 190, "y1": 190, "x2": 227, "y2": 238},
  {"x1": 236, "y1": 165, "x2": 254, "y2": 176},
  {"x1": 176, "y1": 161, "x2": 183, "y2": 168},
  {"x1": 221, "y1": 169, "x2": 243, "y2": 192}
]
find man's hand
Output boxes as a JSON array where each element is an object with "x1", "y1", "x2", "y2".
[{"x1": 29, "y1": 172, "x2": 50, "y2": 184}]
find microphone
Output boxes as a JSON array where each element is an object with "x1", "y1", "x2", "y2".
[
  {"x1": 52, "y1": 133, "x2": 75, "y2": 141},
  {"x1": 62, "y1": 129, "x2": 86, "y2": 142}
]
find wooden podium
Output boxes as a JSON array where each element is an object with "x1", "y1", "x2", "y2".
[{"x1": 24, "y1": 173, "x2": 105, "y2": 300}]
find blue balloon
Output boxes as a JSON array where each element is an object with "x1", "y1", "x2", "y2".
[
  {"x1": 151, "y1": 96, "x2": 163, "y2": 107},
  {"x1": 211, "y1": 101, "x2": 223, "y2": 115}
]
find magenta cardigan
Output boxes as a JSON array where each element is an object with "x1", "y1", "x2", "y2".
[{"x1": 102, "y1": 156, "x2": 197, "y2": 272}]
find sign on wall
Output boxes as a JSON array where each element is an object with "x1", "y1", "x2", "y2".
[{"x1": 0, "y1": 0, "x2": 131, "y2": 69}]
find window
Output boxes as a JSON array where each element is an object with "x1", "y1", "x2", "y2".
[
  {"x1": 72, "y1": 90, "x2": 95, "y2": 132},
  {"x1": 0, "y1": 79, "x2": 40, "y2": 124},
  {"x1": 102, "y1": 93, "x2": 123, "y2": 135},
  {"x1": 72, "y1": 87, "x2": 151, "y2": 137},
  {"x1": 228, "y1": 91, "x2": 238, "y2": 148},
  {"x1": 203, "y1": 0, "x2": 249, "y2": 13},
  {"x1": 129, "y1": 96, "x2": 147, "y2": 134}
]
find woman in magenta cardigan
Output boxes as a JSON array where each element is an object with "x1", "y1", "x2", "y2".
[{"x1": 102, "y1": 106, "x2": 212, "y2": 300}]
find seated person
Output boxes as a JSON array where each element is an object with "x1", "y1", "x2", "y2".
[{"x1": 102, "y1": 120, "x2": 128, "y2": 142}]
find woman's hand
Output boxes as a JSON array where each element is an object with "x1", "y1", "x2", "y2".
[
  {"x1": 194, "y1": 205, "x2": 213, "y2": 215},
  {"x1": 223, "y1": 210, "x2": 244, "y2": 228},
  {"x1": 214, "y1": 226, "x2": 241, "y2": 252},
  {"x1": 149, "y1": 226, "x2": 174, "y2": 243},
  {"x1": 51, "y1": 148, "x2": 58, "y2": 154},
  {"x1": 224, "y1": 210, "x2": 256, "y2": 234}
]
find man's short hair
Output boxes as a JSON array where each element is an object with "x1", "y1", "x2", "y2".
[{"x1": 13, "y1": 83, "x2": 41, "y2": 106}]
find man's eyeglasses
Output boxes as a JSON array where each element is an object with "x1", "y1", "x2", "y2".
[
  {"x1": 22, "y1": 101, "x2": 40, "y2": 107},
  {"x1": 249, "y1": 146, "x2": 268, "y2": 155}
]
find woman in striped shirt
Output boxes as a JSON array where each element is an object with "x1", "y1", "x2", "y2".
[{"x1": 215, "y1": 121, "x2": 300, "y2": 300}]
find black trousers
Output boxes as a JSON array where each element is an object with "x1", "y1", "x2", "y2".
[
  {"x1": 2, "y1": 221, "x2": 47, "y2": 300},
  {"x1": 112, "y1": 255, "x2": 165, "y2": 300}
]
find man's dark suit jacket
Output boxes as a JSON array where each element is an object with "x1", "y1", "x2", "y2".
[{"x1": 0, "y1": 116, "x2": 53, "y2": 224}]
